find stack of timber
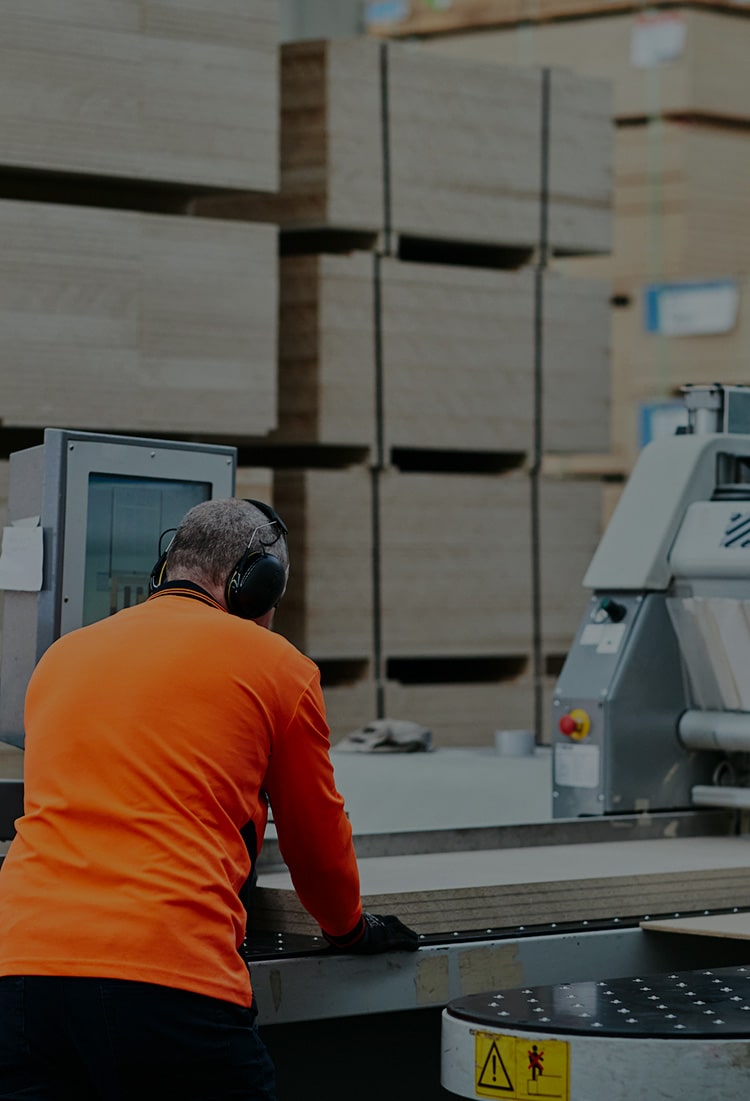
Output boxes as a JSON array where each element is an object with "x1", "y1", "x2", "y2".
[
  {"x1": 0, "y1": 0, "x2": 281, "y2": 783},
  {"x1": 275, "y1": 254, "x2": 610, "y2": 454},
  {"x1": 0, "y1": 1, "x2": 278, "y2": 190},
  {"x1": 565, "y1": 122, "x2": 750, "y2": 286},
  {"x1": 193, "y1": 37, "x2": 612, "y2": 257},
  {"x1": 401, "y1": 5, "x2": 750, "y2": 472},
  {"x1": 272, "y1": 467, "x2": 374, "y2": 663},
  {"x1": 414, "y1": 7, "x2": 750, "y2": 125},
  {"x1": 271, "y1": 253, "x2": 610, "y2": 744},
  {"x1": 0, "y1": 201, "x2": 277, "y2": 437},
  {"x1": 364, "y1": 0, "x2": 750, "y2": 37},
  {"x1": 271, "y1": 460, "x2": 602, "y2": 746},
  {"x1": 244, "y1": 38, "x2": 615, "y2": 748},
  {"x1": 0, "y1": 0, "x2": 280, "y2": 443},
  {"x1": 251, "y1": 835, "x2": 750, "y2": 937}
]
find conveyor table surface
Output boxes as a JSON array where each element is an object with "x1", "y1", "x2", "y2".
[{"x1": 448, "y1": 965, "x2": 750, "y2": 1037}]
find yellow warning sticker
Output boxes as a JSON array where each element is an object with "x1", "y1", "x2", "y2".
[{"x1": 474, "y1": 1031, "x2": 569, "y2": 1100}]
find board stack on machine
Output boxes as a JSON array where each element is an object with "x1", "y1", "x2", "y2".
[
  {"x1": 0, "y1": 0, "x2": 281, "y2": 780},
  {"x1": 193, "y1": 36, "x2": 615, "y2": 747},
  {"x1": 368, "y1": 1, "x2": 750, "y2": 470}
]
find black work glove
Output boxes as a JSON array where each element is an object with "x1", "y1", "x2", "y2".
[{"x1": 323, "y1": 912, "x2": 419, "y2": 954}]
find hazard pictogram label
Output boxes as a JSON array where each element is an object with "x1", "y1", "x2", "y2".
[{"x1": 474, "y1": 1032, "x2": 569, "y2": 1100}]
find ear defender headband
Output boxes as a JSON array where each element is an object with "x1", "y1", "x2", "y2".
[
  {"x1": 224, "y1": 499, "x2": 289, "y2": 620},
  {"x1": 148, "y1": 529, "x2": 177, "y2": 597},
  {"x1": 148, "y1": 500, "x2": 289, "y2": 620}
]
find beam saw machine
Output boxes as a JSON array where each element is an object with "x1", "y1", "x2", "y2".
[
  {"x1": 443, "y1": 382, "x2": 750, "y2": 1100},
  {"x1": 2, "y1": 401, "x2": 750, "y2": 1099}
]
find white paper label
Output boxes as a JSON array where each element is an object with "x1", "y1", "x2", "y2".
[
  {"x1": 580, "y1": 624, "x2": 604, "y2": 646},
  {"x1": 0, "y1": 519, "x2": 43, "y2": 592},
  {"x1": 631, "y1": 13, "x2": 687, "y2": 68},
  {"x1": 555, "y1": 744, "x2": 600, "y2": 789},
  {"x1": 596, "y1": 623, "x2": 627, "y2": 655},
  {"x1": 649, "y1": 281, "x2": 739, "y2": 337}
]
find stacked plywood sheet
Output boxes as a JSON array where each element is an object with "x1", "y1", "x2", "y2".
[
  {"x1": 383, "y1": 676, "x2": 542, "y2": 748},
  {"x1": 235, "y1": 466, "x2": 274, "y2": 505},
  {"x1": 322, "y1": 679, "x2": 379, "y2": 744},
  {"x1": 0, "y1": 201, "x2": 277, "y2": 437},
  {"x1": 562, "y1": 122, "x2": 750, "y2": 286},
  {"x1": 379, "y1": 471, "x2": 534, "y2": 657},
  {"x1": 275, "y1": 254, "x2": 610, "y2": 454},
  {"x1": 406, "y1": 6, "x2": 750, "y2": 471},
  {"x1": 236, "y1": 34, "x2": 612, "y2": 748},
  {"x1": 415, "y1": 17, "x2": 750, "y2": 286},
  {"x1": 195, "y1": 37, "x2": 613, "y2": 255},
  {"x1": 365, "y1": 0, "x2": 748, "y2": 37},
  {"x1": 272, "y1": 468, "x2": 374, "y2": 661},
  {"x1": 252, "y1": 835, "x2": 750, "y2": 936},
  {"x1": 269, "y1": 464, "x2": 603, "y2": 742},
  {"x1": 0, "y1": 1, "x2": 278, "y2": 190},
  {"x1": 540, "y1": 477, "x2": 601, "y2": 653},
  {"x1": 274, "y1": 253, "x2": 377, "y2": 449},
  {"x1": 417, "y1": 8, "x2": 750, "y2": 124}
]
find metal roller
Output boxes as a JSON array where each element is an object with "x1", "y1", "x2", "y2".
[{"x1": 678, "y1": 709, "x2": 750, "y2": 753}]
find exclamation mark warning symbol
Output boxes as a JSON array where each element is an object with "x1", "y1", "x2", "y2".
[{"x1": 477, "y1": 1039, "x2": 514, "y2": 1092}]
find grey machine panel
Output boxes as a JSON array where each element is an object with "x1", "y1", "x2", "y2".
[
  {"x1": 0, "y1": 429, "x2": 236, "y2": 748},
  {"x1": 553, "y1": 593, "x2": 721, "y2": 817}
]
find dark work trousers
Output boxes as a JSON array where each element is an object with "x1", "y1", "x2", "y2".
[{"x1": 0, "y1": 975, "x2": 277, "y2": 1101}]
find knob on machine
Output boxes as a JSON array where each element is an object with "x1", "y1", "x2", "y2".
[{"x1": 558, "y1": 708, "x2": 591, "y2": 741}]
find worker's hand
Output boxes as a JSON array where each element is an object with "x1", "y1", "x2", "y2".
[{"x1": 323, "y1": 912, "x2": 419, "y2": 954}]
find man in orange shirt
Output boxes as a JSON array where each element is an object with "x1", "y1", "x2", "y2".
[{"x1": 0, "y1": 498, "x2": 417, "y2": 1101}]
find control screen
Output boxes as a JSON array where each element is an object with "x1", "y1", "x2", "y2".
[{"x1": 83, "y1": 474, "x2": 210, "y2": 624}]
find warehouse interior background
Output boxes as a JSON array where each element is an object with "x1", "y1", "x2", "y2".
[
  {"x1": 3, "y1": 5, "x2": 750, "y2": 1099},
  {"x1": 0, "y1": 0, "x2": 740, "y2": 776}
]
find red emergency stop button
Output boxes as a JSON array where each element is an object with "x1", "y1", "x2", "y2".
[{"x1": 558, "y1": 708, "x2": 591, "y2": 741}]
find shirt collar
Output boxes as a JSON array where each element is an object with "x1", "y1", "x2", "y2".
[{"x1": 147, "y1": 579, "x2": 224, "y2": 612}]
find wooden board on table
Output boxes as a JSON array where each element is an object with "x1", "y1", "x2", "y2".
[
  {"x1": 641, "y1": 911, "x2": 750, "y2": 939},
  {"x1": 252, "y1": 835, "x2": 750, "y2": 935}
]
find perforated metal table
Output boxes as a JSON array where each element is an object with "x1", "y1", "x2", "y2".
[{"x1": 442, "y1": 965, "x2": 750, "y2": 1100}]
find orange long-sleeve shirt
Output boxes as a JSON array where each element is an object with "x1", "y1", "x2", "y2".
[{"x1": 0, "y1": 583, "x2": 362, "y2": 1006}]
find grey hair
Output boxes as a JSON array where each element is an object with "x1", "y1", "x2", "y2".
[{"x1": 164, "y1": 498, "x2": 288, "y2": 589}]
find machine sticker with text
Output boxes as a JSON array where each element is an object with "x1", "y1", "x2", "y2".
[
  {"x1": 595, "y1": 623, "x2": 626, "y2": 655},
  {"x1": 554, "y1": 744, "x2": 600, "y2": 789},
  {"x1": 474, "y1": 1031, "x2": 569, "y2": 1100}
]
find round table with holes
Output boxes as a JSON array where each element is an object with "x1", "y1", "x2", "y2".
[{"x1": 441, "y1": 965, "x2": 750, "y2": 1101}]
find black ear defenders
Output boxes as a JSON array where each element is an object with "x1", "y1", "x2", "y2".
[
  {"x1": 225, "y1": 500, "x2": 289, "y2": 620},
  {"x1": 148, "y1": 500, "x2": 289, "y2": 619}
]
